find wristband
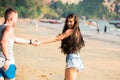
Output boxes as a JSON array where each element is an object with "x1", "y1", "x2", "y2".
[
  {"x1": 29, "y1": 39, "x2": 32, "y2": 44},
  {"x1": 6, "y1": 59, "x2": 10, "y2": 61}
]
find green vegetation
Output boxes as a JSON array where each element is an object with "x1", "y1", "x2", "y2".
[
  {"x1": 0, "y1": 0, "x2": 119, "y2": 19},
  {"x1": 0, "y1": 0, "x2": 42, "y2": 18}
]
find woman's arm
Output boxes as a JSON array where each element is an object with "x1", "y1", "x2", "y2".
[{"x1": 41, "y1": 29, "x2": 73, "y2": 44}]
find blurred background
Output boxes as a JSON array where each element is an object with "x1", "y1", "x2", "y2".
[{"x1": 0, "y1": 0, "x2": 120, "y2": 19}]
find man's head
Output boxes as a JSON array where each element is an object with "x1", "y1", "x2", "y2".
[{"x1": 4, "y1": 8, "x2": 18, "y2": 26}]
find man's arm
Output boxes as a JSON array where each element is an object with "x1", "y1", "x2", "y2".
[
  {"x1": 14, "y1": 37, "x2": 31, "y2": 44},
  {"x1": 14, "y1": 37, "x2": 40, "y2": 46}
]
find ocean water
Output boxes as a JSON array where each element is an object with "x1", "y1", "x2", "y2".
[
  {"x1": 80, "y1": 20, "x2": 120, "y2": 45},
  {"x1": 80, "y1": 20, "x2": 120, "y2": 36},
  {"x1": 39, "y1": 20, "x2": 120, "y2": 36}
]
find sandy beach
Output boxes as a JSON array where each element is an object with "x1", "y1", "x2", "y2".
[{"x1": 1, "y1": 19, "x2": 120, "y2": 80}]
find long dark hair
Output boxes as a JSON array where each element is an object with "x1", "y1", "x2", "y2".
[{"x1": 60, "y1": 14, "x2": 85, "y2": 54}]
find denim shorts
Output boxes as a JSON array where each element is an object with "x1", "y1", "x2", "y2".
[
  {"x1": 66, "y1": 53, "x2": 84, "y2": 71},
  {"x1": 0, "y1": 64, "x2": 16, "y2": 79}
]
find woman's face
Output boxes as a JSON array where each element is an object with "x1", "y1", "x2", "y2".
[{"x1": 67, "y1": 18, "x2": 75, "y2": 29}]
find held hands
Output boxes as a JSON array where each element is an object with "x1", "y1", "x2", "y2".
[{"x1": 31, "y1": 39, "x2": 41, "y2": 46}]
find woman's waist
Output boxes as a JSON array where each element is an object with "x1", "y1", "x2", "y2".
[{"x1": 66, "y1": 53, "x2": 80, "y2": 58}]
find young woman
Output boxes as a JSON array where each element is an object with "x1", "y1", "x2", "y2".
[{"x1": 39, "y1": 14, "x2": 85, "y2": 80}]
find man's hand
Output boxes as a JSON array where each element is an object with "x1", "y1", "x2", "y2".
[
  {"x1": 2, "y1": 59, "x2": 10, "y2": 71},
  {"x1": 32, "y1": 39, "x2": 40, "y2": 46}
]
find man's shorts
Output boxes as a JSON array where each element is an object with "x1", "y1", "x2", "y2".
[
  {"x1": 66, "y1": 53, "x2": 84, "y2": 72},
  {"x1": 0, "y1": 64, "x2": 16, "y2": 79}
]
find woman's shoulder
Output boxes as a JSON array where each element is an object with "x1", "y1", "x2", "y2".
[{"x1": 65, "y1": 29, "x2": 73, "y2": 33}]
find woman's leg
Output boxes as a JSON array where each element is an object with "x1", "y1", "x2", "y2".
[
  {"x1": 0, "y1": 77, "x2": 4, "y2": 80},
  {"x1": 4, "y1": 78, "x2": 15, "y2": 80},
  {"x1": 4, "y1": 78, "x2": 8, "y2": 80},
  {"x1": 64, "y1": 68, "x2": 78, "y2": 80}
]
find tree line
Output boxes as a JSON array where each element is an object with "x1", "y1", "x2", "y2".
[{"x1": 0, "y1": 0, "x2": 119, "y2": 19}]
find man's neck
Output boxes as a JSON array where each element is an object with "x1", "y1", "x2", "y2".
[{"x1": 4, "y1": 21, "x2": 13, "y2": 27}]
